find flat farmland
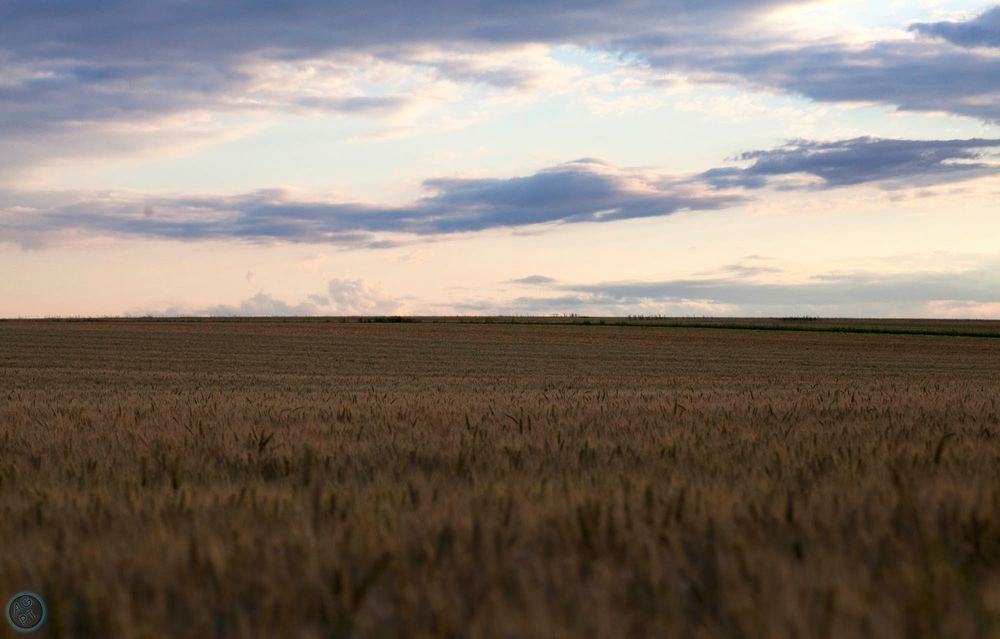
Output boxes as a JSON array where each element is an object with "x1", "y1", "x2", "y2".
[{"x1": 1, "y1": 319, "x2": 999, "y2": 638}]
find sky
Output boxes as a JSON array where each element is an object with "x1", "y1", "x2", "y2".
[{"x1": 2, "y1": 0, "x2": 1000, "y2": 318}]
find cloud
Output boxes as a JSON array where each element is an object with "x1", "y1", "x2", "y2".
[
  {"x1": 702, "y1": 137, "x2": 1000, "y2": 190},
  {"x1": 5, "y1": 1, "x2": 1000, "y2": 179},
  {"x1": 561, "y1": 270, "x2": 1000, "y2": 307},
  {"x1": 911, "y1": 7, "x2": 1000, "y2": 48},
  {"x1": 0, "y1": 158, "x2": 744, "y2": 246},
  {"x1": 715, "y1": 261, "x2": 783, "y2": 278},
  {"x1": 926, "y1": 299, "x2": 1000, "y2": 318},
  {"x1": 137, "y1": 263, "x2": 1000, "y2": 319},
  {"x1": 638, "y1": 9, "x2": 1000, "y2": 124},
  {"x1": 472, "y1": 265, "x2": 1000, "y2": 317},
  {"x1": 0, "y1": 1, "x2": 796, "y2": 172},
  {"x1": 0, "y1": 1, "x2": 791, "y2": 62},
  {"x1": 0, "y1": 53, "x2": 438, "y2": 181},
  {"x1": 323, "y1": 278, "x2": 400, "y2": 315},
  {"x1": 190, "y1": 292, "x2": 323, "y2": 317},
  {"x1": 509, "y1": 275, "x2": 558, "y2": 285},
  {"x1": 412, "y1": 159, "x2": 743, "y2": 231},
  {"x1": 3, "y1": 136, "x2": 999, "y2": 247},
  {"x1": 146, "y1": 278, "x2": 400, "y2": 316},
  {"x1": 5, "y1": 0, "x2": 1000, "y2": 184}
]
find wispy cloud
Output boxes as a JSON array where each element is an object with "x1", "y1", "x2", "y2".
[
  {"x1": 471, "y1": 262, "x2": 1000, "y2": 317},
  {"x1": 637, "y1": 5, "x2": 1000, "y2": 124},
  {"x1": 702, "y1": 137, "x2": 1000, "y2": 190},
  {"x1": 145, "y1": 278, "x2": 401, "y2": 317},
  {"x1": 4, "y1": 136, "x2": 999, "y2": 247},
  {"x1": 509, "y1": 275, "x2": 559, "y2": 285},
  {"x1": 560, "y1": 270, "x2": 1000, "y2": 308},
  {"x1": 0, "y1": 1, "x2": 794, "y2": 173},
  {"x1": 0, "y1": 158, "x2": 744, "y2": 246},
  {"x1": 4, "y1": 1, "x2": 1000, "y2": 179},
  {"x1": 134, "y1": 261, "x2": 1000, "y2": 319}
]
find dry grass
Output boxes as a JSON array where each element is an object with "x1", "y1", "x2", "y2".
[{"x1": 1, "y1": 319, "x2": 999, "y2": 638}]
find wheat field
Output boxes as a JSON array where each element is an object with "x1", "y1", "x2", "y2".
[{"x1": 1, "y1": 319, "x2": 998, "y2": 638}]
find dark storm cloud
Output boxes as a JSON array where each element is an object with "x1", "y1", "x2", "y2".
[
  {"x1": 701, "y1": 137, "x2": 1000, "y2": 190},
  {"x1": 911, "y1": 6, "x2": 1000, "y2": 48}
]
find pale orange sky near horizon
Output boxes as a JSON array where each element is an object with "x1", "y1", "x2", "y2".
[{"x1": 2, "y1": 0, "x2": 999, "y2": 317}]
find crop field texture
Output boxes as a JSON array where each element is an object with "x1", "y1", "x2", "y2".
[{"x1": 1, "y1": 319, "x2": 999, "y2": 638}]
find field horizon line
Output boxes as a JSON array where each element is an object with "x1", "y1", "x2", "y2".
[{"x1": 3, "y1": 315, "x2": 1000, "y2": 339}]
